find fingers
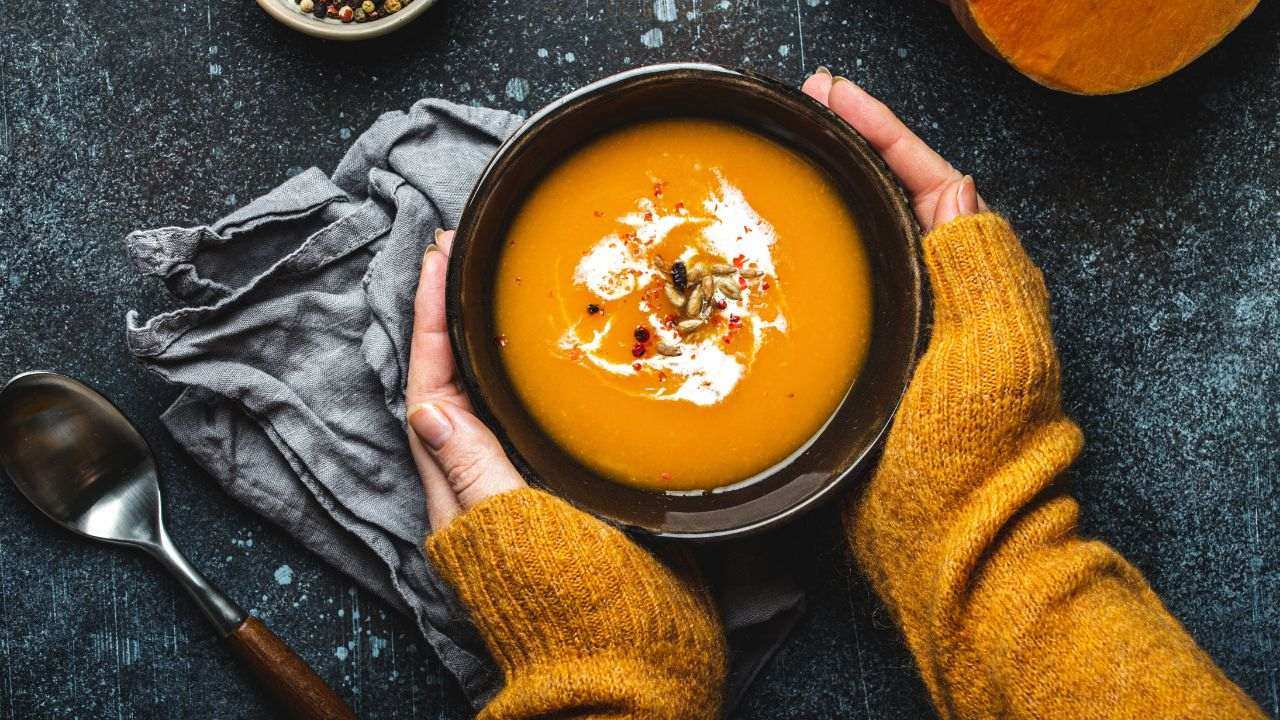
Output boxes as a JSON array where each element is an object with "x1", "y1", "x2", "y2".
[
  {"x1": 825, "y1": 76, "x2": 961, "y2": 226},
  {"x1": 406, "y1": 230, "x2": 469, "y2": 408},
  {"x1": 409, "y1": 400, "x2": 527, "y2": 516},
  {"x1": 931, "y1": 175, "x2": 981, "y2": 229},
  {"x1": 957, "y1": 176, "x2": 979, "y2": 215},
  {"x1": 801, "y1": 67, "x2": 833, "y2": 104},
  {"x1": 409, "y1": 425, "x2": 463, "y2": 531},
  {"x1": 435, "y1": 228, "x2": 456, "y2": 255},
  {"x1": 932, "y1": 178, "x2": 962, "y2": 230}
]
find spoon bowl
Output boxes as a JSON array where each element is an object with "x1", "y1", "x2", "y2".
[
  {"x1": 0, "y1": 371, "x2": 162, "y2": 548},
  {"x1": 0, "y1": 371, "x2": 355, "y2": 720}
]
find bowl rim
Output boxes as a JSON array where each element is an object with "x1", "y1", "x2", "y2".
[
  {"x1": 254, "y1": 0, "x2": 434, "y2": 41},
  {"x1": 447, "y1": 62, "x2": 923, "y2": 540}
]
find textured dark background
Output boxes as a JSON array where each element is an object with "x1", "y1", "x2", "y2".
[{"x1": 1, "y1": 0, "x2": 1278, "y2": 718}]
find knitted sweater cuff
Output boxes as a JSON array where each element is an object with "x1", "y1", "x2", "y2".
[
  {"x1": 426, "y1": 488, "x2": 722, "y2": 679},
  {"x1": 922, "y1": 212, "x2": 1047, "y2": 326}
]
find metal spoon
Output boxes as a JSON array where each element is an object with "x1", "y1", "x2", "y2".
[{"x1": 0, "y1": 371, "x2": 356, "y2": 720}]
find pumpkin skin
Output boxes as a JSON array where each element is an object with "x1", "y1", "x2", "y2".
[{"x1": 948, "y1": 0, "x2": 1259, "y2": 95}]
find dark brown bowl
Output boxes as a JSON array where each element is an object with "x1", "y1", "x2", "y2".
[{"x1": 448, "y1": 63, "x2": 921, "y2": 540}]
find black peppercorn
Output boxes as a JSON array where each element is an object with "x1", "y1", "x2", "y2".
[
  {"x1": 633, "y1": 326, "x2": 650, "y2": 343},
  {"x1": 586, "y1": 303, "x2": 601, "y2": 315},
  {"x1": 670, "y1": 261, "x2": 687, "y2": 292}
]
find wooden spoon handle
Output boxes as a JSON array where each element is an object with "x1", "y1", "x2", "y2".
[{"x1": 225, "y1": 616, "x2": 357, "y2": 720}]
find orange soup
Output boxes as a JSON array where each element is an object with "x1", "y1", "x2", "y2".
[{"x1": 494, "y1": 118, "x2": 873, "y2": 491}]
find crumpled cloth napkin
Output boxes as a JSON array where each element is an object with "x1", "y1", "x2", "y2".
[{"x1": 124, "y1": 98, "x2": 804, "y2": 709}]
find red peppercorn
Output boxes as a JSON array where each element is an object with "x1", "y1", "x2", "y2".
[
  {"x1": 729, "y1": 314, "x2": 741, "y2": 325},
  {"x1": 633, "y1": 326, "x2": 650, "y2": 343},
  {"x1": 714, "y1": 298, "x2": 727, "y2": 310},
  {"x1": 631, "y1": 343, "x2": 646, "y2": 358},
  {"x1": 632, "y1": 362, "x2": 642, "y2": 371}
]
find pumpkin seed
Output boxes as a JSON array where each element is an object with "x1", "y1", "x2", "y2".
[
  {"x1": 686, "y1": 284, "x2": 704, "y2": 316},
  {"x1": 710, "y1": 263, "x2": 736, "y2": 275},
  {"x1": 716, "y1": 276, "x2": 741, "y2": 299},
  {"x1": 656, "y1": 341, "x2": 682, "y2": 356},
  {"x1": 677, "y1": 319, "x2": 704, "y2": 334},
  {"x1": 687, "y1": 263, "x2": 706, "y2": 284},
  {"x1": 663, "y1": 283, "x2": 686, "y2": 308}
]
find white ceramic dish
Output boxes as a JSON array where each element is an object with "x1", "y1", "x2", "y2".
[{"x1": 255, "y1": 0, "x2": 434, "y2": 41}]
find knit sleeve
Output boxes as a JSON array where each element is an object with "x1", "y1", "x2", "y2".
[
  {"x1": 426, "y1": 488, "x2": 725, "y2": 720},
  {"x1": 845, "y1": 213, "x2": 1264, "y2": 719}
]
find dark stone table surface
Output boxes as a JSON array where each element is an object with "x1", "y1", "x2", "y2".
[{"x1": 1, "y1": 1, "x2": 1278, "y2": 717}]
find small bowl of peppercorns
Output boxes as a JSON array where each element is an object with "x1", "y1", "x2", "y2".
[{"x1": 256, "y1": 0, "x2": 433, "y2": 40}]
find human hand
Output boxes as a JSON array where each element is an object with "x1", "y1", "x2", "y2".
[
  {"x1": 406, "y1": 229, "x2": 525, "y2": 531},
  {"x1": 800, "y1": 68, "x2": 987, "y2": 232},
  {"x1": 800, "y1": 66, "x2": 1057, "y2": 453}
]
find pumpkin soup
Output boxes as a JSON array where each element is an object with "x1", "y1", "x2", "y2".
[{"x1": 494, "y1": 118, "x2": 872, "y2": 491}]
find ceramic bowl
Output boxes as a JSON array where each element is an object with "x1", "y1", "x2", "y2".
[
  {"x1": 255, "y1": 0, "x2": 433, "y2": 41},
  {"x1": 448, "y1": 63, "x2": 922, "y2": 540}
]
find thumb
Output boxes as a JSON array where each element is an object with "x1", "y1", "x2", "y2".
[
  {"x1": 408, "y1": 400, "x2": 527, "y2": 513},
  {"x1": 930, "y1": 175, "x2": 979, "y2": 231}
]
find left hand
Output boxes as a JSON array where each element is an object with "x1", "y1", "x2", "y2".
[
  {"x1": 405, "y1": 229, "x2": 526, "y2": 531},
  {"x1": 800, "y1": 69, "x2": 987, "y2": 232}
]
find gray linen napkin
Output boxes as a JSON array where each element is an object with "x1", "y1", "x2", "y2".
[{"x1": 124, "y1": 98, "x2": 804, "y2": 710}]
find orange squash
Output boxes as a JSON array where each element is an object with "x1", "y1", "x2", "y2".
[{"x1": 949, "y1": 0, "x2": 1259, "y2": 94}]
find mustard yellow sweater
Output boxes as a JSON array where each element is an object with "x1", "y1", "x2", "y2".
[
  {"x1": 427, "y1": 214, "x2": 1264, "y2": 719},
  {"x1": 428, "y1": 489, "x2": 726, "y2": 719}
]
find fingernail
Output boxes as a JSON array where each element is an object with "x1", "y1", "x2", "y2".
[
  {"x1": 958, "y1": 175, "x2": 979, "y2": 215},
  {"x1": 408, "y1": 402, "x2": 453, "y2": 451},
  {"x1": 433, "y1": 228, "x2": 445, "y2": 242},
  {"x1": 815, "y1": 66, "x2": 830, "y2": 76}
]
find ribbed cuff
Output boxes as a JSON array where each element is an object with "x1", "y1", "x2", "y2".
[
  {"x1": 923, "y1": 212, "x2": 1049, "y2": 327},
  {"x1": 426, "y1": 489, "x2": 721, "y2": 679}
]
